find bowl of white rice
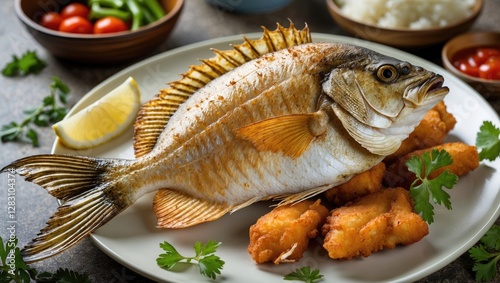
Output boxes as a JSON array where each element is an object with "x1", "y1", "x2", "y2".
[{"x1": 326, "y1": 0, "x2": 483, "y2": 48}]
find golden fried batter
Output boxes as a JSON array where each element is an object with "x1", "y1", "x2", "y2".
[
  {"x1": 385, "y1": 101, "x2": 456, "y2": 163},
  {"x1": 324, "y1": 162, "x2": 386, "y2": 206},
  {"x1": 322, "y1": 188, "x2": 428, "y2": 259},
  {"x1": 384, "y1": 142, "x2": 479, "y2": 189},
  {"x1": 248, "y1": 199, "x2": 329, "y2": 264}
]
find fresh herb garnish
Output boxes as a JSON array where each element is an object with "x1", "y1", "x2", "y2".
[
  {"x1": 2, "y1": 50, "x2": 46, "y2": 77},
  {"x1": 36, "y1": 268, "x2": 91, "y2": 283},
  {"x1": 284, "y1": 266, "x2": 323, "y2": 283},
  {"x1": 476, "y1": 121, "x2": 500, "y2": 161},
  {"x1": 0, "y1": 76, "x2": 70, "y2": 146},
  {"x1": 0, "y1": 237, "x2": 35, "y2": 283},
  {"x1": 157, "y1": 240, "x2": 224, "y2": 279},
  {"x1": 469, "y1": 224, "x2": 500, "y2": 282},
  {"x1": 406, "y1": 149, "x2": 459, "y2": 224},
  {"x1": 0, "y1": 236, "x2": 90, "y2": 283}
]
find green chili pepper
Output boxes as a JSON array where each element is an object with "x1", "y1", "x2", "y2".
[
  {"x1": 89, "y1": 2, "x2": 131, "y2": 21},
  {"x1": 88, "y1": 0, "x2": 125, "y2": 9},
  {"x1": 138, "y1": 2, "x2": 156, "y2": 25},
  {"x1": 125, "y1": 0, "x2": 143, "y2": 30},
  {"x1": 140, "y1": 0, "x2": 166, "y2": 20}
]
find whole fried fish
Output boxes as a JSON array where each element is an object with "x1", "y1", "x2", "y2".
[{"x1": 1, "y1": 22, "x2": 448, "y2": 262}]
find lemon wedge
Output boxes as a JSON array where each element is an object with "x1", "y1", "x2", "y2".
[{"x1": 53, "y1": 77, "x2": 141, "y2": 149}]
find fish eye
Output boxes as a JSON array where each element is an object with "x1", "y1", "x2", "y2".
[{"x1": 377, "y1": 65, "x2": 398, "y2": 83}]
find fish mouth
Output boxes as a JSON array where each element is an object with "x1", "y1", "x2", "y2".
[{"x1": 404, "y1": 74, "x2": 449, "y2": 107}]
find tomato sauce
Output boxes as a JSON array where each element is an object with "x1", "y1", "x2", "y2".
[{"x1": 451, "y1": 46, "x2": 500, "y2": 80}]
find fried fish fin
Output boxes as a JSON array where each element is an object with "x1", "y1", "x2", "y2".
[
  {"x1": 235, "y1": 111, "x2": 328, "y2": 158},
  {"x1": 133, "y1": 21, "x2": 312, "y2": 158},
  {"x1": 2, "y1": 154, "x2": 133, "y2": 263},
  {"x1": 153, "y1": 189, "x2": 233, "y2": 228},
  {"x1": 275, "y1": 184, "x2": 333, "y2": 206}
]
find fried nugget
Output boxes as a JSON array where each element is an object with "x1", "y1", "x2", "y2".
[
  {"x1": 322, "y1": 188, "x2": 428, "y2": 259},
  {"x1": 248, "y1": 199, "x2": 329, "y2": 264},
  {"x1": 385, "y1": 101, "x2": 456, "y2": 163},
  {"x1": 384, "y1": 142, "x2": 479, "y2": 189},
  {"x1": 324, "y1": 162, "x2": 386, "y2": 206}
]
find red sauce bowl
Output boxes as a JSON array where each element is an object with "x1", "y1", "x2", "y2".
[{"x1": 442, "y1": 32, "x2": 500, "y2": 97}]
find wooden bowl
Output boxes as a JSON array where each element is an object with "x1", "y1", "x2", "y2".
[
  {"x1": 15, "y1": 0, "x2": 184, "y2": 65},
  {"x1": 442, "y1": 32, "x2": 500, "y2": 97},
  {"x1": 326, "y1": 0, "x2": 483, "y2": 49}
]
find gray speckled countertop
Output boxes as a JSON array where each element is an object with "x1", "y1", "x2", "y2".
[{"x1": 1, "y1": 0, "x2": 499, "y2": 282}]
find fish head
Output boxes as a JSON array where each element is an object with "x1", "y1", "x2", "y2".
[{"x1": 322, "y1": 46, "x2": 449, "y2": 155}]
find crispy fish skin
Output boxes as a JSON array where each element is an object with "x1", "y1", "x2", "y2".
[
  {"x1": 1, "y1": 24, "x2": 449, "y2": 262},
  {"x1": 248, "y1": 199, "x2": 329, "y2": 264},
  {"x1": 322, "y1": 188, "x2": 429, "y2": 259}
]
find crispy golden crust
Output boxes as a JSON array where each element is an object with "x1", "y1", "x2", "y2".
[
  {"x1": 385, "y1": 101, "x2": 456, "y2": 163},
  {"x1": 322, "y1": 188, "x2": 428, "y2": 259},
  {"x1": 384, "y1": 142, "x2": 479, "y2": 189},
  {"x1": 248, "y1": 199, "x2": 329, "y2": 264},
  {"x1": 324, "y1": 162, "x2": 386, "y2": 206}
]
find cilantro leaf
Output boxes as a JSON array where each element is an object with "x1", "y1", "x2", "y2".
[
  {"x1": 469, "y1": 225, "x2": 500, "y2": 282},
  {"x1": 2, "y1": 50, "x2": 46, "y2": 77},
  {"x1": 284, "y1": 266, "x2": 323, "y2": 283},
  {"x1": 0, "y1": 77, "x2": 69, "y2": 146},
  {"x1": 157, "y1": 242, "x2": 185, "y2": 269},
  {"x1": 157, "y1": 240, "x2": 225, "y2": 279},
  {"x1": 36, "y1": 268, "x2": 91, "y2": 283},
  {"x1": 406, "y1": 149, "x2": 459, "y2": 224},
  {"x1": 476, "y1": 121, "x2": 500, "y2": 161}
]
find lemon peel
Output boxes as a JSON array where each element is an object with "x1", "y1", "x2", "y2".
[{"x1": 53, "y1": 77, "x2": 141, "y2": 149}]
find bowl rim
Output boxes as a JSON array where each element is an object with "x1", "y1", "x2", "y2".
[
  {"x1": 14, "y1": 0, "x2": 184, "y2": 39},
  {"x1": 326, "y1": 0, "x2": 483, "y2": 33},
  {"x1": 442, "y1": 31, "x2": 500, "y2": 84}
]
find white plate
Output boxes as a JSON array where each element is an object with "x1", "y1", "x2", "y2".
[{"x1": 52, "y1": 33, "x2": 500, "y2": 283}]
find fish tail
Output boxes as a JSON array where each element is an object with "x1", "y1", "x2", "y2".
[{"x1": 1, "y1": 154, "x2": 133, "y2": 262}]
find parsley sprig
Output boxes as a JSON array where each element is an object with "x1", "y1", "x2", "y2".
[
  {"x1": 2, "y1": 50, "x2": 46, "y2": 77},
  {"x1": 157, "y1": 240, "x2": 225, "y2": 279},
  {"x1": 284, "y1": 266, "x2": 323, "y2": 283},
  {"x1": 476, "y1": 121, "x2": 500, "y2": 161},
  {"x1": 0, "y1": 236, "x2": 90, "y2": 283},
  {"x1": 0, "y1": 76, "x2": 69, "y2": 146},
  {"x1": 406, "y1": 149, "x2": 459, "y2": 224},
  {"x1": 469, "y1": 224, "x2": 500, "y2": 282}
]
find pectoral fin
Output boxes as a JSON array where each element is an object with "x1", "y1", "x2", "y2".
[
  {"x1": 153, "y1": 189, "x2": 232, "y2": 228},
  {"x1": 235, "y1": 111, "x2": 328, "y2": 159}
]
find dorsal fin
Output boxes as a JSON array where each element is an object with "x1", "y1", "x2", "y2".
[{"x1": 133, "y1": 20, "x2": 312, "y2": 158}]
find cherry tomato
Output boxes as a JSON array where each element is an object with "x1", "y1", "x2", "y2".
[
  {"x1": 476, "y1": 48, "x2": 500, "y2": 66},
  {"x1": 40, "y1": 12, "x2": 63, "y2": 31},
  {"x1": 93, "y1": 16, "x2": 128, "y2": 34},
  {"x1": 59, "y1": 16, "x2": 93, "y2": 34},
  {"x1": 454, "y1": 58, "x2": 480, "y2": 77},
  {"x1": 478, "y1": 56, "x2": 500, "y2": 80},
  {"x1": 60, "y1": 3, "x2": 90, "y2": 19}
]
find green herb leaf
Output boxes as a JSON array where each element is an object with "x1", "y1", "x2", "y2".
[
  {"x1": 157, "y1": 241, "x2": 185, "y2": 269},
  {"x1": 406, "y1": 149, "x2": 458, "y2": 224},
  {"x1": 480, "y1": 225, "x2": 500, "y2": 251},
  {"x1": 476, "y1": 121, "x2": 500, "y2": 161},
  {"x1": 157, "y1": 240, "x2": 224, "y2": 279},
  {"x1": 0, "y1": 77, "x2": 69, "y2": 147},
  {"x1": 35, "y1": 268, "x2": 91, "y2": 283},
  {"x1": 469, "y1": 225, "x2": 500, "y2": 282},
  {"x1": 2, "y1": 50, "x2": 46, "y2": 77},
  {"x1": 284, "y1": 266, "x2": 323, "y2": 283}
]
